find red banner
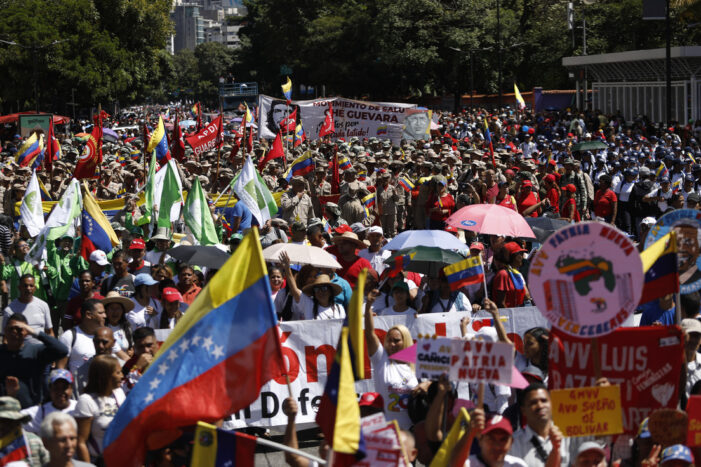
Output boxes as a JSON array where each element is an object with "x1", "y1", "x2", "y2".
[
  {"x1": 548, "y1": 326, "x2": 684, "y2": 434},
  {"x1": 185, "y1": 115, "x2": 224, "y2": 157}
]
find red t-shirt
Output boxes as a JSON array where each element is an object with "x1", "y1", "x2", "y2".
[
  {"x1": 561, "y1": 198, "x2": 581, "y2": 222},
  {"x1": 546, "y1": 188, "x2": 560, "y2": 214},
  {"x1": 594, "y1": 188, "x2": 617, "y2": 218},
  {"x1": 491, "y1": 269, "x2": 526, "y2": 308},
  {"x1": 64, "y1": 292, "x2": 104, "y2": 326},
  {"x1": 427, "y1": 193, "x2": 456, "y2": 221},
  {"x1": 497, "y1": 195, "x2": 517, "y2": 211},
  {"x1": 337, "y1": 255, "x2": 373, "y2": 289},
  {"x1": 517, "y1": 191, "x2": 540, "y2": 217},
  {"x1": 485, "y1": 183, "x2": 499, "y2": 203}
]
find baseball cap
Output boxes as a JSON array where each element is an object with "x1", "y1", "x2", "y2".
[
  {"x1": 162, "y1": 287, "x2": 183, "y2": 303},
  {"x1": 358, "y1": 392, "x2": 384, "y2": 410},
  {"x1": 367, "y1": 226, "x2": 383, "y2": 235},
  {"x1": 89, "y1": 250, "x2": 109, "y2": 266},
  {"x1": 521, "y1": 179, "x2": 533, "y2": 188},
  {"x1": 129, "y1": 238, "x2": 146, "y2": 250},
  {"x1": 660, "y1": 444, "x2": 694, "y2": 465},
  {"x1": 641, "y1": 217, "x2": 657, "y2": 226},
  {"x1": 577, "y1": 441, "x2": 606, "y2": 458},
  {"x1": 49, "y1": 369, "x2": 74, "y2": 384},
  {"x1": 564, "y1": 184, "x2": 577, "y2": 193},
  {"x1": 134, "y1": 273, "x2": 159, "y2": 287},
  {"x1": 482, "y1": 414, "x2": 513, "y2": 436},
  {"x1": 682, "y1": 318, "x2": 701, "y2": 335},
  {"x1": 350, "y1": 222, "x2": 367, "y2": 234},
  {"x1": 469, "y1": 242, "x2": 485, "y2": 251},
  {"x1": 503, "y1": 241, "x2": 527, "y2": 256},
  {"x1": 522, "y1": 365, "x2": 545, "y2": 382}
]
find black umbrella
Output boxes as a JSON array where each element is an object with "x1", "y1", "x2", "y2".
[
  {"x1": 166, "y1": 245, "x2": 230, "y2": 269},
  {"x1": 525, "y1": 217, "x2": 570, "y2": 243}
]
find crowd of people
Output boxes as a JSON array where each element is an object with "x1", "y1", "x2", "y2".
[{"x1": 0, "y1": 104, "x2": 700, "y2": 467}]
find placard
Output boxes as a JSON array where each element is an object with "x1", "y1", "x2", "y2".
[
  {"x1": 18, "y1": 114, "x2": 52, "y2": 137},
  {"x1": 549, "y1": 326, "x2": 684, "y2": 433},
  {"x1": 645, "y1": 209, "x2": 701, "y2": 293},
  {"x1": 448, "y1": 340, "x2": 513, "y2": 385},
  {"x1": 354, "y1": 422, "x2": 407, "y2": 467},
  {"x1": 529, "y1": 221, "x2": 643, "y2": 338},
  {"x1": 416, "y1": 337, "x2": 452, "y2": 380},
  {"x1": 550, "y1": 385, "x2": 623, "y2": 437}
]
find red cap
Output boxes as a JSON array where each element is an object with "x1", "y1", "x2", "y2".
[
  {"x1": 505, "y1": 169, "x2": 515, "y2": 177},
  {"x1": 504, "y1": 241, "x2": 527, "y2": 256},
  {"x1": 445, "y1": 225, "x2": 458, "y2": 233},
  {"x1": 544, "y1": 174, "x2": 556, "y2": 183},
  {"x1": 469, "y1": 242, "x2": 485, "y2": 251},
  {"x1": 162, "y1": 287, "x2": 183, "y2": 303},
  {"x1": 521, "y1": 180, "x2": 533, "y2": 188},
  {"x1": 129, "y1": 238, "x2": 146, "y2": 250},
  {"x1": 564, "y1": 184, "x2": 577, "y2": 193},
  {"x1": 482, "y1": 414, "x2": 513, "y2": 436},
  {"x1": 358, "y1": 392, "x2": 384, "y2": 410},
  {"x1": 334, "y1": 224, "x2": 352, "y2": 234},
  {"x1": 527, "y1": 128, "x2": 535, "y2": 135}
]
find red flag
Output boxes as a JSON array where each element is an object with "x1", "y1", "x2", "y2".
[
  {"x1": 258, "y1": 132, "x2": 284, "y2": 171},
  {"x1": 73, "y1": 124, "x2": 102, "y2": 179},
  {"x1": 185, "y1": 115, "x2": 224, "y2": 159},
  {"x1": 196, "y1": 102, "x2": 202, "y2": 131},
  {"x1": 45, "y1": 121, "x2": 54, "y2": 173},
  {"x1": 319, "y1": 103, "x2": 335, "y2": 138},
  {"x1": 92, "y1": 110, "x2": 110, "y2": 124},
  {"x1": 247, "y1": 123, "x2": 254, "y2": 153},
  {"x1": 278, "y1": 108, "x2": 297, "y2": 133},
  {"x1": 171, "y1": 114, "x2": 186, "y2": 162},
  {"x1": 331, "y1": 147, "x2": 340, "y2": 193}
]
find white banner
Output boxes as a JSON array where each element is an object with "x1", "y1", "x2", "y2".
[
  {"x1": 223, "y1": 307, "x2": 548, "y2": 428},
  {"x1": 257, "y1": 95, "x2": 416, "y2": 144}
]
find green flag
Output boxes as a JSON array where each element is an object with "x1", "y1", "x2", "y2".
[
  {"x1": 183, "y1": 177, "x2": 219, "y2": 245},
  {"x1": 157, "y1": 162, "x2": 181, "y2": 228},
  {"x1": 137, "y1": 152, "x2": 157, "y2": 226},
  {"x1": 233, "y1": 156, "x2": 278, "y2": 224}
]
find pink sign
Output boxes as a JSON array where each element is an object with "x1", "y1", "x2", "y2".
[{"x1": 528, "y1": 222, "x2": 643, "y2": 338}]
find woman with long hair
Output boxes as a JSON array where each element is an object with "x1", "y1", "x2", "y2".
[
  {"x1": 155, "y1": 288, "x2": 185, "y2": 329},
  {"x1": 74, "y1": 355, "x2": 126, "y2": 464},
  {"x1": 365, "y1": 290, "x2": 419, "y2": 429}
]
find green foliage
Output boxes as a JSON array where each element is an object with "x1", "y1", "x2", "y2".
[
  {"x1": 238, "y1": 0, "x2": 695, "y2": 100},
  {"x1": 0, "y1": 0, "x2": 171, "y2": 113}
]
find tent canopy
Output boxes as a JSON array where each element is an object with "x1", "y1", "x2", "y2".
[{"x1": 0, "y1": 112, "x2": 71, "y2": 125}]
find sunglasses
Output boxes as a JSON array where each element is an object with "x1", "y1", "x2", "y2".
[{"x1": 315, "y1": 285, "x2": 331, "y2": 293}]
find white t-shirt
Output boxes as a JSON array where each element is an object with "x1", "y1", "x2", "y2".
[
  {"x1": 292, "y1": 293, "x2": 346, "y2": 321},
  {"x1": 429, "y1": 293, "x2": 471, "y2": 313},
  {"x1": 108, "y1": 324, "x2": 129, "y2": 352},
  {"x1": 59, "y1": 327, "x2": 97, "y2": 374},
  {"x1": 3, "y1": 298, "x2": 52, "y2": 337},
  {"x1": 74, "y1": 389, "x2": 126, "y2": 457},
  {"x1": 358, "y1": 248, "x2": 392, "y2": 275},
  {"x1": 465, "y1": 454, "x2": 527, "y2": 467},
  {"x1": 127, "y1": 298, "x2": 162, "y2": 331},
  {"x1": 21, "y1": 400, "x2": 77, "y2": 434},
  {"x1": 370, "y1": 345, "x2": 417, "y2": 429},
  {"x1": 376, "y1": 306, "x2": 416, "y2": 317}
]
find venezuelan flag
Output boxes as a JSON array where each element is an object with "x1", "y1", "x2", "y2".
[
  {"x1": 357, "y1": 170, "x2": 367, "y2": 182},
  {"x1": 15, "y1": 133, "x2": 45, "y2": 168},
  {"x1": 191, "y1": 421, "x2": 256, "y2": 467},
  {"x1": 339, "y1": 155, "x2": 352, "y2": 170},
  {"x1": 397, "y1": 176, "x2": 415, "y2": 193},
  {"x1": 244, "y1": 103, "x2": 254, "y2": 123},
  {"x1": 80, "y1": 184, "x2": 120, "y2": 261},
  {"x1": 556, "y1": 260, "x2": 603, "y2": 283},
  {"x1": 362, "y1": 192, "x2": 375, "y2": 209},
  {"x1": 38, "y1": 177, "x2": 53, "y2": 202},
  {"x1": 294, "y1": 123, "x2": 306, "y2": 147},
  {"x1": 281, "y1": 77, "x2": 293, "y2": 103},
  {"x1": 640, "y1": 232, "x2": 679, "y2": 305},
  {"x1": 0, "y1": 427, "x2": 29, "y2": 464},
  {"x1": 514, "y1": 83, "x2": 526, "y2": 110},
  {"x1": 130, "y1": 149, "x2": 141, "y2": 161},
  {"x1": 284, "y1": 151, "x2": 315, "y2": 180},
  {"x1": 146, "y1": 116, "x2": 171, "y2": 162},
  {"x1": 507, "y1": 266, "x2": 525, "y2": 290},
  {"x1": 656, "y1": 163, "x2": 669, "y2": 179},
  {"x1": 347, "y1": 268, "x2": 366, "y2": 380},
  {"x1": 322, "y1": 217, "x2": 332, "y2": 234},
  {"x1": 443, "y1": 256, "x2": 485, "y2": 291},
  {"x1": 315, "y1": 326, "x2": 366, "y2": 466},
  {"x1": 103, "y1": 229, "x2": 286, "y2": 467},
  {"x1": 386, "y1": 252, "x2": 415, "y2": 279}
]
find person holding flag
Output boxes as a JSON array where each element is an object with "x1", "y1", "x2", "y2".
[{"x1": 146, "y1": 116, "x2": 171, "y2": 163}]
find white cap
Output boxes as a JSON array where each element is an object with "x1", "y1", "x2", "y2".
[
  {"x1": 89, "y1": 250, "x2": 109, "y2": 266},
  {"x1": 367, "y1": 226, "x2": 384, "y2": 235},
  {"x1": 641, "y1": 217, "x2": 657, "y2": 226}
]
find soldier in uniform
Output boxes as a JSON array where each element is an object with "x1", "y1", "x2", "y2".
[
  {"x1": 311, "y1": 165, "x2": 332, "y2": 216},
  {"x1": 413, "y1": 161, "x2": 433, "y2": 229},
  {"x1": 280, "y1": 176, "x2": 315, "y2": 225},
  {"x1": 390, "y1": 160, "x2": 410, "y2": 232},
  {"x1": 325, "y1": 202, "x2": 348, "y2": 228},
  {"x1": 377, "y1": 172, "x2": 400, "y2": 237},
  {"x1": 340, "y1": 182, "x2": 367, "y2": 225},
  {"x1": 263, "y1": 162, "x2": 280, "y2": 191}
]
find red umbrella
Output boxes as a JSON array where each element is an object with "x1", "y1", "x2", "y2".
[{"x1": 446, "y1": 204, "x2": 535, "y2": 238}]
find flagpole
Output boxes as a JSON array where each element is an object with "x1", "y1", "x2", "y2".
[
  {"x1": 480, "y1": 255, "x2": 489, "y2": 301},
  {"x1": 285, "y1": 103, "x2": 290, "y2": 165},
  {"x1": 253, "y1": 437, "x2": 326, "y2": 465},
  {"x1": 215, "y1": 101, "x2": 223, "y2": 183}
]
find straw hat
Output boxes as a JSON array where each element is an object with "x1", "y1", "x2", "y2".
[
  {"x1": 102, "y1": 291, "x2": 135, "y2": 312},
  {"x1": 331, "y1": 231, "x2": 366, "y2": 249},
  {"x1": 302, "y1": 274, "x2": 342, "y2": 296}
]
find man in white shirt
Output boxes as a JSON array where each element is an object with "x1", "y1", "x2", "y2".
[
  {"x1": 358, "y1": 226, "x2": 391, "y2": 275},
  {"x1": 57, "y1": 299, "x2": 106, "y2": 375},
  {"x1": 683, "y1": 318, "x2": 701, "y2": 398},
  {"x1": 3, "y1": 274, "x2": 53, "y2": 340}
]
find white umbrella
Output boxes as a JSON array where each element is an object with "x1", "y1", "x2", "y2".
[{"x1": 263, "y1": 243, "x2": 342, "y2": 269}]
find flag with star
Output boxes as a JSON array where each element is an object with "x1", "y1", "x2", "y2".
[{"x1": 103, "y1": 228, "x2": 287, "y2": 467}]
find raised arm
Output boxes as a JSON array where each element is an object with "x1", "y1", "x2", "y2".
[
  {"x1": 482, "y1": 298, "x2": 513, "y2": 346},
  {"x1": 365, "y1": 289, "x2": 381, "y2": 357},
  {"x1": 280, "y1": 252, "x2": 302, "y2": 303}
]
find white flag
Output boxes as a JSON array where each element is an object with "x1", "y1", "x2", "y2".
[
  {"x1": 20, "y1": 170, "x2": 44, "y2": 237},
  {"x1": 233, "y1": 156, "x2": 278, "y2": 225}
]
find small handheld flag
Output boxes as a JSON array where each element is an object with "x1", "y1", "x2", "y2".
[
  {"x1": 639, "y1": 232, "x2": 679, "y2": 305},
  {"x1": 443, "y1": 256, "x2": 485, "y2": 291},
  {"x1": 362, "y1": 192, "x2": 376, "y2": 218},
  {"x1": 281, "y1": 77, "x2": 293, "y2": 104},
  {"x1": 191, "y1": 421, "x2": 256, "y2": 467},
  {"x1": 514, "y1": 83, "x2": 526, "y2": 110},
  {"x1": 398, "y1": 176, "x2": 415, "y2": 192},
  {"x1": 386, "y1": 252, "x2": 415, "y2": 279}
]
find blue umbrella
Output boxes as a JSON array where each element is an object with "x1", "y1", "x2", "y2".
[
  {"x1": 380, "y1": 229, "x2": 466, "y2": 252},
  {"x1": 102, "y1": 128, "x2": 119, "y2": 143}
]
